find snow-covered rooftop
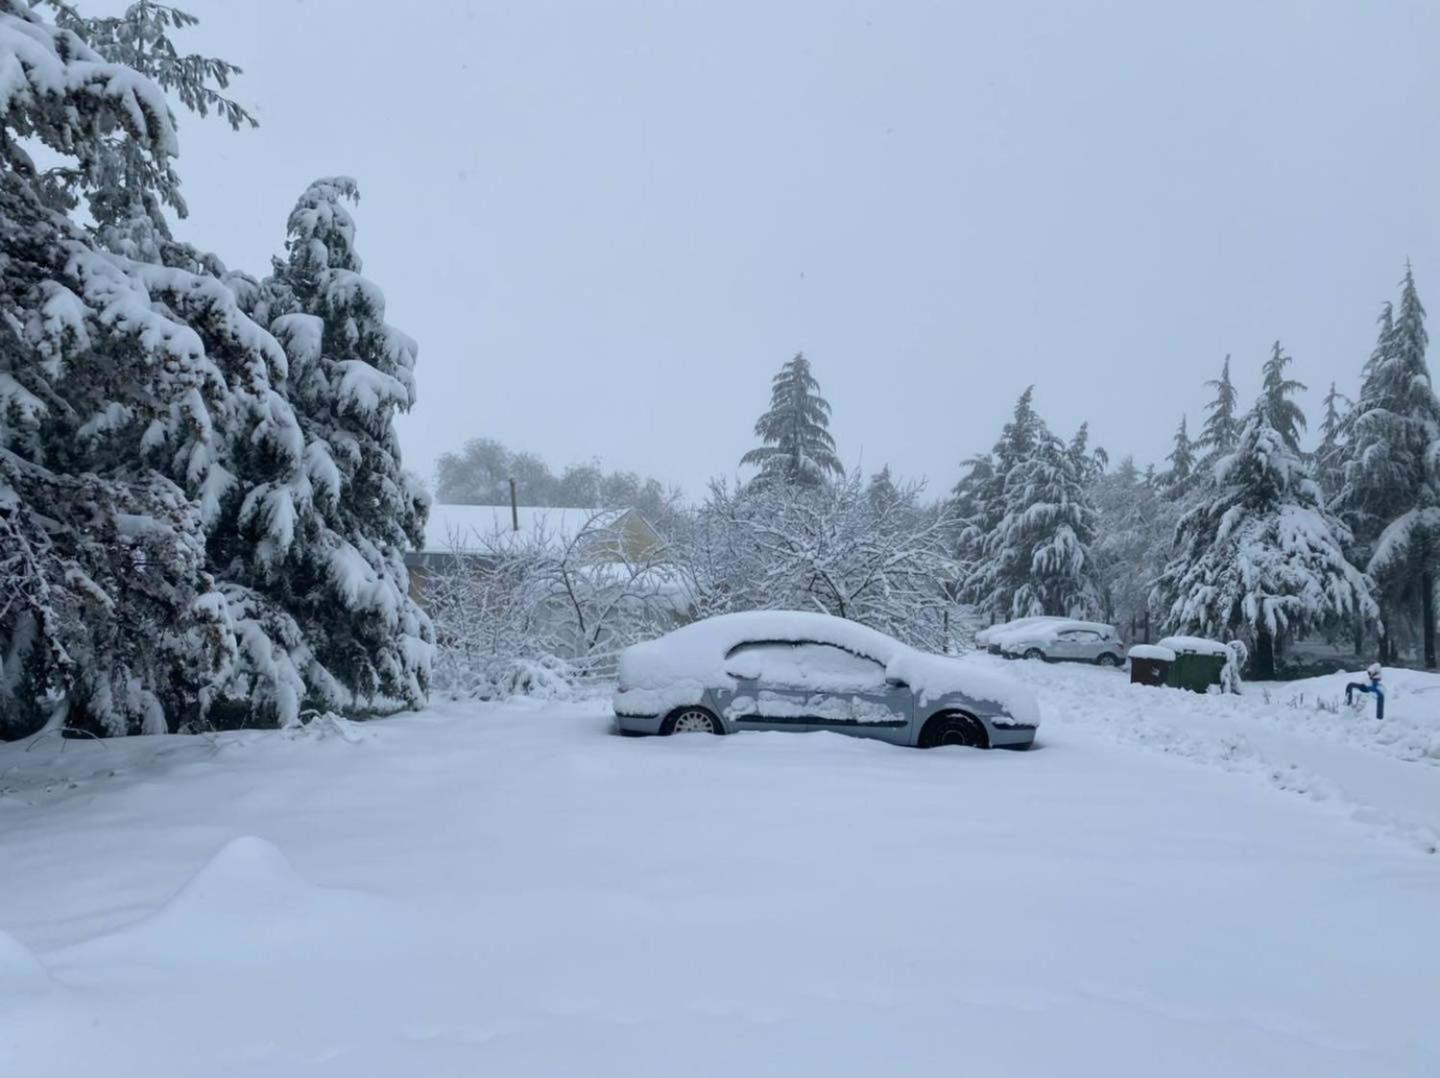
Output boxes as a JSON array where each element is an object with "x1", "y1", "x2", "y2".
[{"x1": 418, "y1": 504, "x2": 627, "y2": 555}]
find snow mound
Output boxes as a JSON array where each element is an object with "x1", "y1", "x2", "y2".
[
  {"x1": 161, "y1": 835, "x2": 314, "y2": 918},
  {"x1": 1128, "y1": 645, "x2": 1176, "y2": 662},
  {"x1": 56, "y1": 837, "x2": 386, "y2": 966}
]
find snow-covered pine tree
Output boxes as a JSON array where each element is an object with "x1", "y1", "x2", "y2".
[
  {"x1": 1155, "y1": 344, "x2": 1375, "y2": 678},
  {"x1": 1334, "y1": 266, "x2": 1440, "y2": 666},
  {"x1": 1313, "y1": 381, "x2": 1351, "y2": 500},
  {"x1": 1159, "y1": 415, "x2": 1196, "y2": 499},
  {"x1": 962, "y1": 393, "x2": 1102, "y2": 619},
  {"x1": 1092, "y1": 455, "x2": 1175, "y2": 634},
  {"x1": 47, "y1": 1, "x2": 256, "y2": 267},
  {"x1": 740, "y1": 352, "x2": 844, "y2": 488},
  {"x1": 954, "y1": 388, "x2": 1043, "y2": 613},
  {"x1": 236, "y1": 178, "x2": 433, "y2": 713},
  {"x1": 1067, "y1": 421, "x2": 1108, "y2": 483},
  {"x1": 0, "y1": 0, "x2": 242, "y2": 735},
  {"x1": 1197, "y1": 354, "x2": 1241, "y2": 465}
]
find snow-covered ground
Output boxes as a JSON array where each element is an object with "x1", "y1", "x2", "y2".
[{"x1": 2, "y1": 658, "x2": 1437, "y2": 1077}]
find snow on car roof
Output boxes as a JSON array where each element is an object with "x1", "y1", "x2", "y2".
[
  {"x1": 975, "y1": 615, "x2": 1068, "y2": 644},
  {"x1": 619, "y1": 611, "x2": 1040, "y2": 726},
  {"x1": 1007, "y1": 619, "x2": 1114, "y2": 641},
  {"x1": 1156, "y1": 635, "x2": 1230, "y2": 657}
]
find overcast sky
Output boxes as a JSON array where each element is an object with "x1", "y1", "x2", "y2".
[{"x1": 120, "y1": 0, "x2": 1440, "y2": 499}]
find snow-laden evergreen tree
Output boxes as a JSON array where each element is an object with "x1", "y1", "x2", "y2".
[
  {"x1": 47, "y1": 1, "x2": 255, "y2": 267},
  {"x1": 0, "y1": 0, "x2": 239, "y2": 734},
  {"x1": 1334, "y1": 266, "x2": 1440, "y2": 666},
  {"x1": 235, "y1": 178, "x2": 433, "y2": 714},
  {"x1": 1, "y1": 3, "x2": 432, "y2": 735},
  {"x1": 1197, "y1": 354, "x2": 1241, "y2": 464},
  {"x1": 1067, "y1": 421, "x2": 1108, "y2": 483},
  {"x1": 1155, "y1": 346, "x2": 1375, "y2": 678},
  {"x1": 1159, "y1": 415, "x2": 1196, "y2": 499},
  {"x1": 740, "y1": 352, "x2": 844, "y2": 488},
  {"x1": 953, "y1": 388, "x2": 1043, "y2": 602},
  {"x1": 1092, "y1": 455, "x2": 1176, "y2": 634},
  {"x1": 961, "y1": 392, "x2": 1102, "y2": 619},
  {"x1": 1313, "y1": 381, "x2": 1351, "y2": 500}
]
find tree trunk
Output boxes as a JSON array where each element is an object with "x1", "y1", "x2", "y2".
[
  {"x1": 1252, "y1": 626, "x2": 1276, "y2": 680},
  {"x1": 1424, "y1": 572, "x2": 1437, "y2": 669},
  {"x1": 1353, "y1": 619, "x2": 1364, "y2": 658}
]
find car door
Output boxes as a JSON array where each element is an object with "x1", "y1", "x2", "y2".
[
  {"x1": 1048, "y1": 629, "x2": 1083, "y2": 660},
  {"x1": 1071, "y1": 630, "x2": 1105, "y2": 661},
  {"x1": 777, "y1": 643, "x2": 911, "y2": 744},
  {"x1": 715, "y1": 642, "x2": 909, "y2": 740},
  {"x1": 715, "y1": 642, "x2": 822, "y2": 733}
]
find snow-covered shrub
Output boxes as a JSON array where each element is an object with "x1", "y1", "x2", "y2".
[
  {"x1": 676, "y1": 472, "x2": 959, "y2": 652},
  {"x1": 424, "y1": 514, "x2": 680, "y2": 699}
]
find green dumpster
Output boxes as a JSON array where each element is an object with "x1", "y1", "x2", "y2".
[{"x1": 1157, "y1": 636, "x2": 1229, "y2": 693}]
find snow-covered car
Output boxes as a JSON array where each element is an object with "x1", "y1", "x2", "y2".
[
  {"x1": 999, "y1": 620, "x2": 1124, "y2": 665},
  {"x1": 613, "y1": 611, "x2": 1040, "y2": 749},
  {"x1": 976, "y1": 615, "x2": 1070, "y2": 654}
]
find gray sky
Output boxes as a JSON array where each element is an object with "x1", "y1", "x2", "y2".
[{"x1": 127, "y1": 0, "x2": 1440, "y2": 499}]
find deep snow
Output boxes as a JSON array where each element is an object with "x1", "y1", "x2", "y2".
[{"x1": 1, "y1": 657, "x2": 1437, "y2": 1077}]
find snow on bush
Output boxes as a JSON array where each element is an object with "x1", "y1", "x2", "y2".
[
  {"x1": 423, "y1": 512, "x2": 679, "y2": 700},
  {"x1": 676, "y1": 471, "x2": 960, "y2": 653}
]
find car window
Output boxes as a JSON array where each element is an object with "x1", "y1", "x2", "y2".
[{"x1": 724, "y1": 642, "x2": 888, "y2": 692}]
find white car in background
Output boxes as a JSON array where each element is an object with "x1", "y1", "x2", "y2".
[
  {"x1": 977, "y1": 616, "x2": 1070, "y2": 654},
  {"x1": 1000, "y1": 620, "x2": 1125, "y2": 666}
]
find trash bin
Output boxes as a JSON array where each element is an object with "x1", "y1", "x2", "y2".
[
  {"x1": 1156, "y1": 636, "x2": 1230, "y2": 693},
  {"x1": 1128, "y1": 644, "x2": 1175, "y2": 687}
]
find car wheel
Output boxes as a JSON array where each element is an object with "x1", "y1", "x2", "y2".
[
  {"x1": 1096, "y1": 653, "x2": 1121, "y2": 667},
  {"x1": 918, "y1": 712, "x2": 989, "y2": 750},
  {"x1": 661, "y1": 707, "x2": 721, "y2": 736},
  {"x1": 1023, "y1": 648, "x2": 1045, "y2": 661}
]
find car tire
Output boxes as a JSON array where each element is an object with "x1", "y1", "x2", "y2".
[
  {"x1": 660, "y1": 707, "x2": 722, "y2": 736},
  {"x1": 1023, "y1": 648, "x2": 1046, "y2": 661},
  {"x1": 1096, "y1": 653, "x2": 1121, "y2": 667},
  {"x1": 918, "y1": 711, "x2": 989, "y2": 750}
]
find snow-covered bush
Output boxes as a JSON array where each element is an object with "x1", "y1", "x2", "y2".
[
  {"x1": 423, "y1": 514, "x2": 680, "y2": 699},
  {"x1": 676, "y1": 472, "x2": 959, "y2": 652}
]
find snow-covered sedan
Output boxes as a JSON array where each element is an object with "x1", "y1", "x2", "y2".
[
  {"x1": 613, "y1": 612, "x2": 1040, "y2": 749},
  {"x1": 999, "y1": 619, "x2": 1124, "y2": 665}
]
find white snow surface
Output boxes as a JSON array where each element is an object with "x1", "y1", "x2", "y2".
[
  {"x1": 615, "y1": 611, "x2": 1041, "y2": 725},
  {"x1": 1157, "y1": 634, "x2": 1231, "y2": 657},
  {"x1": 1128, "y1": 644, "x2": 1177, "y2": 661},
  {"x1": 2, "y1": 659, "x2": 1439, "y2": 1077}
]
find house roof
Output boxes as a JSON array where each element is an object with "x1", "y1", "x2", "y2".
[{"x1": 417, "y1": 504, "x2": 629, "y2": 555}]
